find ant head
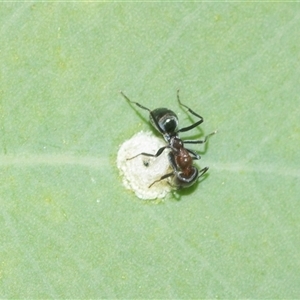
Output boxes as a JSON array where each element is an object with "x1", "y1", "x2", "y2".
[{"x1": 150, "y1": 108, "x2": 178, "y2": 136}]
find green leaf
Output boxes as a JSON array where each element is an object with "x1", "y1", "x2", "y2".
[{"x1": 1, "y1": 3, "x2": 299, "y2": 298}]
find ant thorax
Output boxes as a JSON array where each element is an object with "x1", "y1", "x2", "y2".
[
  {"x1": 169, "y1": 137, "x2": 193, "y2": 175},
  {"x1": 169, "y1": 136, "x2": 184, "y2": 152},
  {"x1": 175, "y1": 148, "x2": 193, "y2": 175}
]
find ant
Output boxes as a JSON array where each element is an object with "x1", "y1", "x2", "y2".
[{"x1": 121, "y1": 90, "x2": 216, "y2": 189}]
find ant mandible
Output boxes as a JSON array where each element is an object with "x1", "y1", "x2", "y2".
[{"x1": 121, "y1": 90, "x2": 215, "y2": 189}]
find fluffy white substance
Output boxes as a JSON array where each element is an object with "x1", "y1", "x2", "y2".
[{"x1": 117, "y1": 131, "x2": 172, "y2": 200}]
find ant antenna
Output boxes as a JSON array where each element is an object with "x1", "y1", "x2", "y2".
[{"x1": 120, "y1": 91, "x2": 151, "y2": 112}]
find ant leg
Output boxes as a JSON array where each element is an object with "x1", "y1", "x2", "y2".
[
  {"x1": 149, "y1": 172, "x2": 174, "y2": 188},
  {"x1": 186, "y1": 148, "x2": 200, "y2": 160},
  {"x1": 198, "y1": 167, "x2": 209, "y2": 178},
  {"x1": 176, "y1": 89, "x2": 204, "y2": 133},
  {"x1": 120, "y1": 91, "x2": 151, "y2": 112},
  {"x1": 183, "y1": 130, "x2": 217, "y2": 144},
  {"x1": 127, "y1": 145, "x2": 169, "y2": 160}
]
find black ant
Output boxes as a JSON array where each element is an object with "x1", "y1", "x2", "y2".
[{"x1": 121, "y1": 90, "x2": 215, "y2": 189}]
